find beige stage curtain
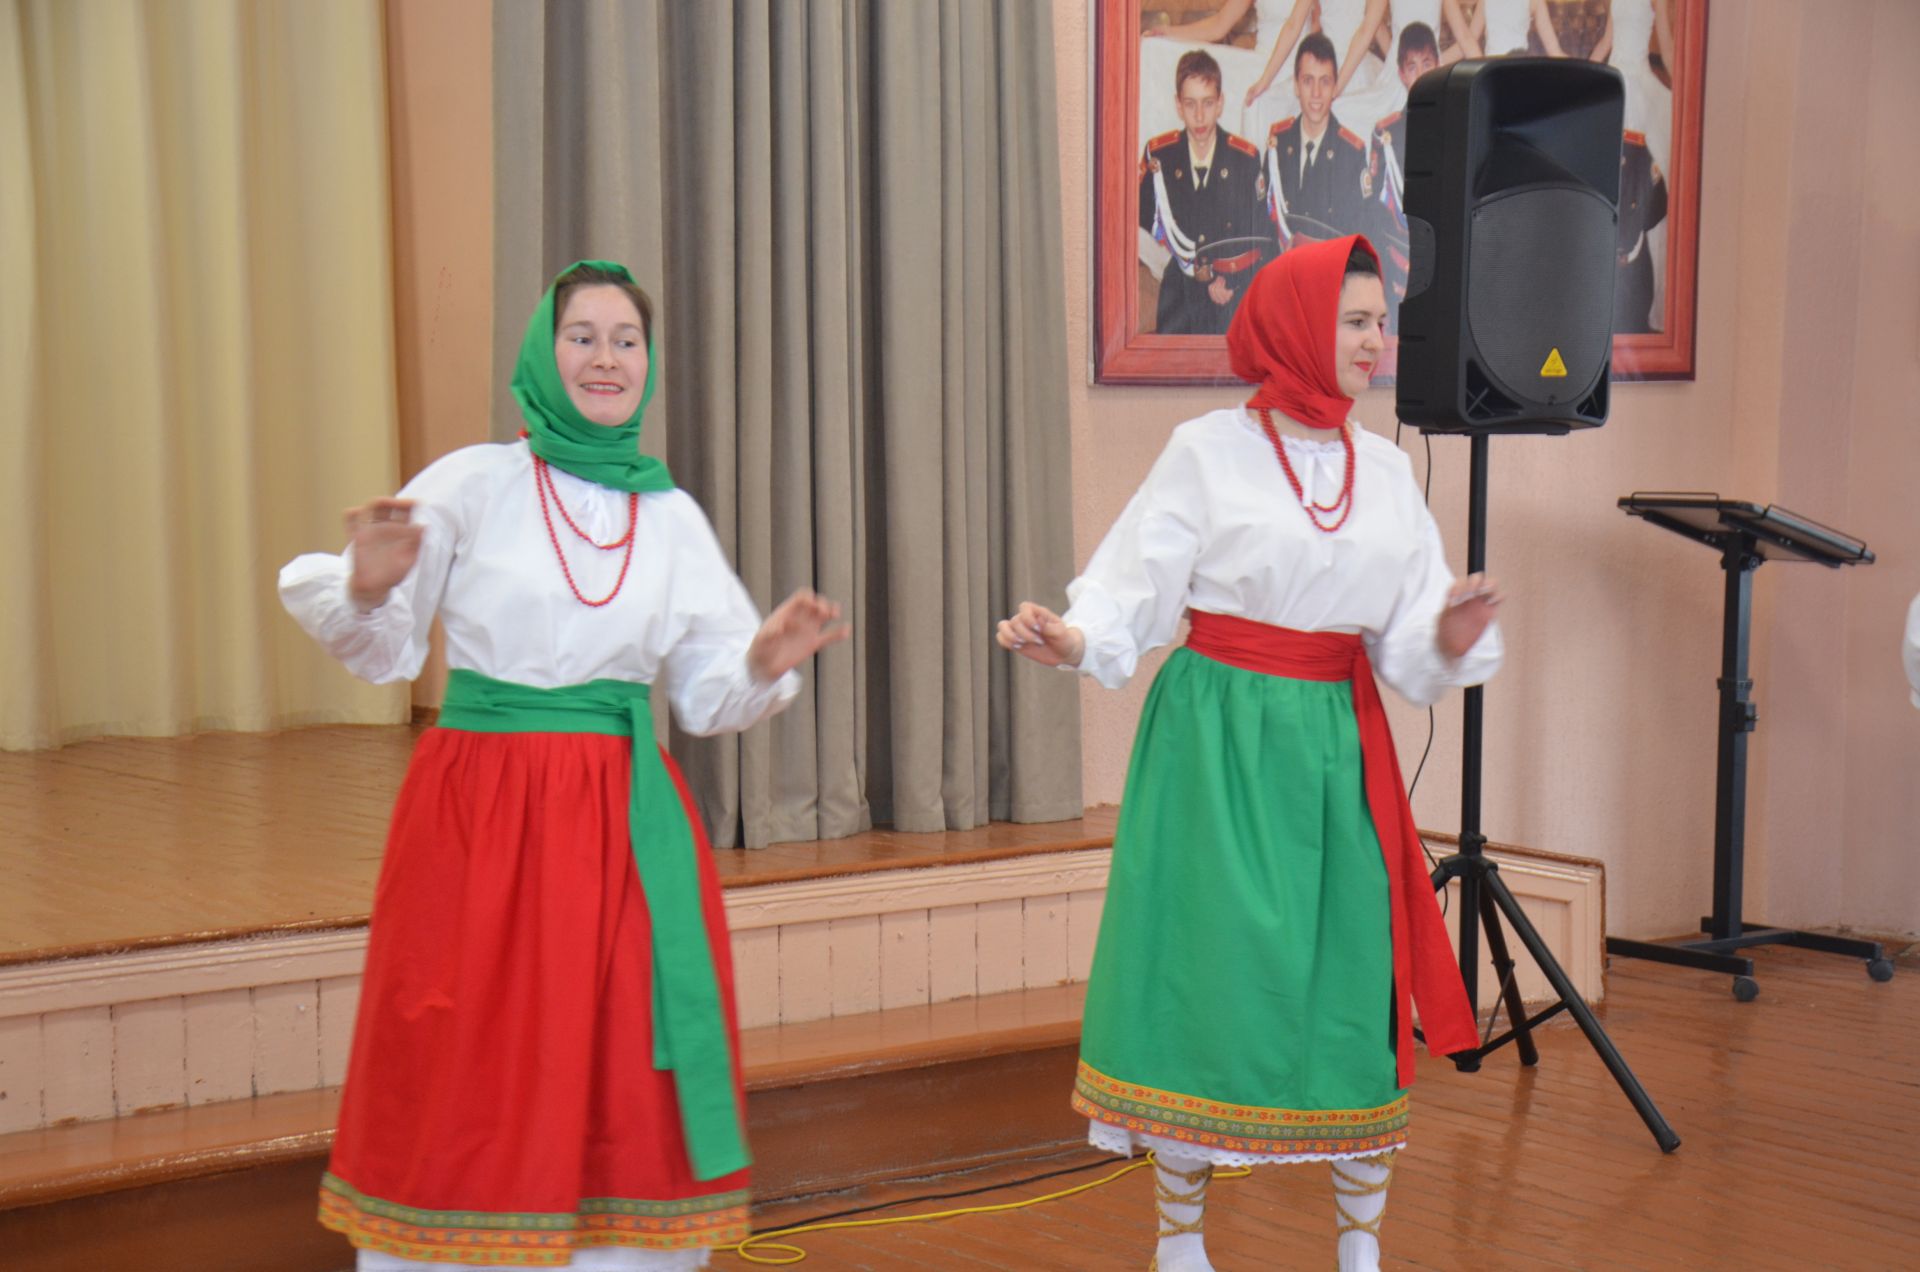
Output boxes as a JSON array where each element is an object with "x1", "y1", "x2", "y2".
[
  {"x1": 0, "y1": 0, "x2": 404, "y2": 750},
  {"x1": 494, "y1": 0, "x2": 1081, "y2": 846}
]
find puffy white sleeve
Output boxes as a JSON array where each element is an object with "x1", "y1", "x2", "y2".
[
  {"x1": 1367, "y1": 498, "x2": 1503, "y2": 708},
  {"x1": 1060, "y1": 428, "x2": 1207, "y2": 690},
  {"x1": 276, "y1": 453, "x2": 478, "y2": 685},
  {"x1": 658, "y1": 494, "x2": 801, "y2": 737},
  {"x1": 1905, "y1": 592, "x2": 1920, "y2": 709}
]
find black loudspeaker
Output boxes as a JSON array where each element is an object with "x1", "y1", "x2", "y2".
[{"x1": 1395, "y1": 59, "x2": 1625, "y2": 435}]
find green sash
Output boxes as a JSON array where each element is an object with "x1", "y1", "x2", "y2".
[{"x1": 437, "y1": 669, "x2": 747, "y2": 1181}]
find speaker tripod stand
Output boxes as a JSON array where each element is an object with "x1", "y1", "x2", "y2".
[{"x1": 1423, "y1": 436, "x2": 1680, "y2": 1153}]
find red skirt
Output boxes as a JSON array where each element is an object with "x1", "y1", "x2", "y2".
[{"x1": 319, "y1": 728, "x2": 750, "y2": 1265}]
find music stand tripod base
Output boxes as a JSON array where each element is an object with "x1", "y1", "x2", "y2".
[{"x1": 1604, "y1": 494, "x2": 1894, "y2": 1001}]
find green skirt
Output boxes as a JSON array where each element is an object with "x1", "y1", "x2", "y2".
[{"x1": 1073, "y1": 647, "x2": 1409, "y2": 1161}]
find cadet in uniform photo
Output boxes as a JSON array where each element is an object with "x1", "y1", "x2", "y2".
[
  {"x1": 1364, "y1": 22, "x2": 1442, "y2": 334},
  {"x1": 1138, "y1": 49, "x2": 1271, "y2": 334},
  {"x1": 1262, "y1": 33, "x2": 1369, "y2": 247},
  {"x1": 1615, "y1": 128, "x2": 1668, "y2": 333}
]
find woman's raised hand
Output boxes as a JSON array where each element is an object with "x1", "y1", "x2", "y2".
[
  {"x1": 996, "y1": 601, "x2": 1085, "y2": 668},
  {"x1": 344, "y1": 498, "x2": 424, "y2": 610},
  {"x1": 749, "y1": 589, "x2": 850, "y2": 682},
  {"x1": 1436, "y1": 573, "x2": 1503, "y2": 660}
]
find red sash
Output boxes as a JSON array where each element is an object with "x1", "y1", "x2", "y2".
[{"x1": 1185, "y1": 610, "x2": 1479, "y2": 1084}]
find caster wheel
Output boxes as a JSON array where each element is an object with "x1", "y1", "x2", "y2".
[
  {"x1": 1868, "y1": 958, "x2": 1895, "y2": 982},
  {"x1": 1732, "y1": 975, "x2": 1760, "y2": 1002}
]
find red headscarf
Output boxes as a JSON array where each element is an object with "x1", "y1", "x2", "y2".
[{"x1": 1227, "y1": 234, "x2": 1379, "y2": 430}]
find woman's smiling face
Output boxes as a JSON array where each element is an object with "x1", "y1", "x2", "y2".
[
  {"x1": 553, "y1": 285, "x2": 649, "y2": 426},
  {"x1": 1333, "y1": 271, "x2": 1387, "y2": 397}
]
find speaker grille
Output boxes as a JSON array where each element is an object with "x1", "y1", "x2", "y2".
[{"x1": 1467, "y1": 187, "x2": 1615, "y2": 405}]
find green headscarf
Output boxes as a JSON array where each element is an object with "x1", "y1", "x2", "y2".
[{"x1": 511, "y1": 259, "x2": 674, "y2": 493}]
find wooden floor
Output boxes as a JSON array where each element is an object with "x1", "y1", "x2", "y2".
[
  {"x1": 0, "y1": 728, "x2": 415, "y2": 963},
  {"x1": 736, "y1": 945, "x2": 1920, "y2": 1270},
  {"x1": 0, "y1": 726, "x2": 1117, "y2": 963}
]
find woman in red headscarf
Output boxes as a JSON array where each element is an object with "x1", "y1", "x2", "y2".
[{"x1": 998, "y1": 236, "x2": 1501, "y2": 1272}]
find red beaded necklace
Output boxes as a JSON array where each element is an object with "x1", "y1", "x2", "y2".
[
  {"x1": 533, "y1": 455, "x2": 639, "y2": 607},
  {"x1": 1255, "y1": 407, "x2": 1355, "y2": 534}
]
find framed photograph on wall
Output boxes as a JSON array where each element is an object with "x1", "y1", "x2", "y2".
[{"x1": 1093, "y1": 0, "x2": 1709, "y2": 385}]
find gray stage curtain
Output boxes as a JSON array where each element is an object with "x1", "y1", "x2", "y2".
[{"x1": 493, "y1": 0, "x2": 1081, "y2": 846}]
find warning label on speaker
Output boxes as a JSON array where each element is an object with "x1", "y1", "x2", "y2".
[{"x1": 1540, "y1": 348, "x2": 1569, "y2": 378}]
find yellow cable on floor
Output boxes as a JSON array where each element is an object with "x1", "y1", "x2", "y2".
[{"x1": 724, "y1": 1152, "x2": 1252, "y2": 1266}]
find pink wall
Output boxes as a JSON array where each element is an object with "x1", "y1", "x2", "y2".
[
  {"x1": 386, "y1": 0, "x2": 492, "y2": 479},
  {"x1": 1051, "y1": 1, "x2": 1920, "y2": 940},
  {"x1": 1833, "y1": 1, "x2": 1920, "y2": 936},
  {"x1": 385, "y1": 0, "x2": 494, "y2": 707}
]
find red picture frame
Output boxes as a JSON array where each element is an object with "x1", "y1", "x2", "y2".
[{"x1": 1093, "y1": 0, "x2": 1709, "y2": 386}]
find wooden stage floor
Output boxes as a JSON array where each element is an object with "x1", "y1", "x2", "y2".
[
  {"x1": 742, "y1": 944, "x2": 1920, "y2": 1270},
  {"x1": 0, "y1": 726, "x2": 1116, "y2": 964}
]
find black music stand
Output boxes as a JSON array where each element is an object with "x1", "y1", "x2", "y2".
[{"x1": 1605, "y1": 494, "x2": 1896, "y2": 1000}]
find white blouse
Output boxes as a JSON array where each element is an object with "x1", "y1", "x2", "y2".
[
  {"x1": 279, "y1": 441, "x2": 799, "y2": 736},
  {"x1": 1062, "y1": 408, "x2": 1501, "y2": 705}
]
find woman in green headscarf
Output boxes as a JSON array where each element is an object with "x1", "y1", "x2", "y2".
[{"x1": 281, "y1": 261, "x2": 846, "y2": 1270}]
